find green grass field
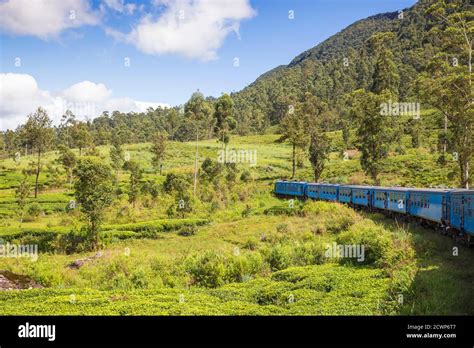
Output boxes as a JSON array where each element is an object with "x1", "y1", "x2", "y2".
[{"x1": 0, "y1": 133, "x2": 472, "y2": 315}]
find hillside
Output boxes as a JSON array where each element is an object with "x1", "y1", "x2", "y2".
[
  {"x1": 230, "y1": 0, "x2": 464, "y2": 131},
  {"x1": 0, "y1": 135, "x2": 472, "y2": 315}
]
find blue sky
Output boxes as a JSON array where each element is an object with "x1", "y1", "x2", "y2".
[{"x1": 0, "y1": 0, "x2": 417, "y2": 129}]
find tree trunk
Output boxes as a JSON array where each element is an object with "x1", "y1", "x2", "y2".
[
  {"x1": 291, "y1": 143, "x2": 296, "y2": 179},
  {"x1": 465, "y1": 161, "x2": 470, "y2": 189},
  {"x1": 34, "y1": 149, "x2": 41, "y2": 198},
  {"x1": 443, "y1": 113, "x2": 447, "y2": 153}
]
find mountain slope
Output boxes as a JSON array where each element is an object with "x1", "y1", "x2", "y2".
[{"x1": 230, "y1": 0, "x2": 449, "y2": 134}]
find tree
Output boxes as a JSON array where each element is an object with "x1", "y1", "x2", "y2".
[
  {"x1": 368, "y1": 32, "x2": 400, "y2": 95},
  {"x1": 57, "y1": 145, "x2": 77, "y2": 188},
  {"x1": 0, "y1": 133, "x2": 5, "y2": 156},
  {"x1": 71, "y1": 122, "x2": 92, "y2": 156},
  {"x1": 3, "y1": 130, "x2": 17, "y2": 159},
  {"x1": 124, "y1": 160, "x2": 143, "y2": 208},
  {"x1": 15, "y1": 175, "x2": 29, "y2": 223},
  {"x1": 214, "y1": 94, "x2": 236, "y2": 149},
  {"x1": 151, "y1": 131, "x2": 168, "y2": 174},
  {"x1": 418, "y1": 1, "x2": 473, "y2": 188},
  {"x1": 58, "y1": 110, "x2": 76, "y2": 148},
  {"x1": 308, "y1": 131, "x2": 330, "y2": 182},
  {"x1": 350, "y1": 89, "x2": 392, "y2": 185},
  {"x1": 73, "y1": 157, "x2": 115, "y2": 249},
  {"x1": 279, "y1": 93, "x2": 325, "y2": 178},
  {"x1": 279, "y1": 111, "x2": 307, "y2": 178},
  {"x1": 185, "y1": 91, "x2": 213, "y2": 196},
  {"x1": 109, "y1": 132, "x2": 124, "y2": 177},
  {"x1": 21, "y1": 107, "x2": 54, "y2": 198}
]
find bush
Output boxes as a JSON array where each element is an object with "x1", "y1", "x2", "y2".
[
  {"x1": 290, "y1": 242, "x2": 326, "y2": 266},
  {"x1": 185, "y1": 251, "x2": 264, "y2": 288},
  {"x1": 336, "y1": 221, "x2": 392, "y2": 266},
  {"x1": 56, "y1": 229, "x2": 90, "y2": 254},
  {"x1": 265, "y1": 245, "x2": 291, "y2": 271},
  {"x1": 276, "y1": 223, "x2": 289, "y2": 234},
  {"x1": 185, "y1": 251, "x2": 227, "y2": 288},
  {"x1": 243, "y1": 237, "x2": 258, "y2": 250},
  {"x1": 240, "y1": 170, "x2": 252, "y2": 182},
  {"x1": 241, "y1": 205, "x2": 253, "y2": 218},
  {"x1": 26, "y1": 202, "x2": 43, "y2": 220},
  {"x1": 326, "y1": 213, "x2": 355, "y2": 233}
]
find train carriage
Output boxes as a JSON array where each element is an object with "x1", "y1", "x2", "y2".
[
  {"x1": 274, "y1": 180, "x2": 307, "y2": 198},
  {"x1": 408, "y1": 188, "x2": 449, "y2": 224},
  {"x1": 338, "y1": 186, "x2": 352, "y2": 203},
  {"x1": 449, "y1": 190, "x2": 474, "y2": 236},
  {"x1": 318, "y1": 184, "x2": 339, "y2": 201},
  {"x1": 350, "y1": 185, "x2": 374, "y2": 207},
  {"x1": 306, "y1": 183, "x2": 320, "y2": 200},
  {"x1": 372, "y1": 187, "x2": 409, "y2": 214}
]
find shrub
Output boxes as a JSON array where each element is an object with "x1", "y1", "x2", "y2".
[
  {"x1": 185, "y1": 251, "x2": 264, "y2": 288},
  {"x1": 240, "y1": 170, "x2": 252, "y2": 182},
  {"x1": 276, "y1": 223, "x2": 289, "y2": 234},
  {"x1": 26, "y1": 202, "x2": 43, "y2": 220},
  {"x1": 336, "y1": 221, "x2": 392, "y2": 266},
  {"x1": 265, "y1": 245, "x2": 290, "y2": 271},
  {"x1": 326, "y1": 213, "x2": 355, "y2": 233},
  {"x1": 241, "y1": 205, "x2": 253, "y2": 218},
  {"x1": 56, "y1": 229, "x2": 90, "y2": 254},
  {"x1": 290, "y1": 242, "x2": 326, "y2": 266},
  {"x1": 243, "y1": 237, "x2": 258, "y2": 250},
  {"x1": 185, "y1": 251, "x2": 227, "y2": 288}
]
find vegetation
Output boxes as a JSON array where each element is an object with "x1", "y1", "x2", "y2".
[{"x1": 0, "y1": 0, "x2": 472, "y2": 316}]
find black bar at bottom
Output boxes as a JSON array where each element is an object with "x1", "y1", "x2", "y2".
[{"x1": 0, "y1": 316, "x2": 472, "y2": 346}]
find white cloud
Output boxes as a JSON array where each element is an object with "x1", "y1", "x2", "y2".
[
  {"x1": 0, "y1": 0, "x2": 100, "y2": 39},
  {"x1": 103, "y1": 0, "x2": 136, "y2": 14},
  {"x1": 117, "y1": 0, "x2": 256, "y2": 61},
  {"x1": 62, "y1": 81, "x2": 112, "y2": 103},
  {"x1": 0, "y1": 73, "x2": 169, "y2": 131}
]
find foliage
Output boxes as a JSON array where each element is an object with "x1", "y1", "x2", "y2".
[{"x1": 73, "y1": 157, "x2": 115, "y2": 249}]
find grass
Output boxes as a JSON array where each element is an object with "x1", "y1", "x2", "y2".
[{"x1": 0, "y1": 132, "x2": 472, "y2": 315}]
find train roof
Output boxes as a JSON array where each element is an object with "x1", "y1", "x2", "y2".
[
  {"x1": 276, "y1": 180, "x2": 307, "y2": 184},
  {"x1": 339, "y1": 185, "x2": 374, "y2": 189},
  {"x1": 408, "y1": 188, "x2": 452, "y2": 193},
  {"x1": 371, "y1": 186, "x2": 411, "y2": 191},
  {"x1": 449, "y1": 189, "x2": 474, "y2": 195}
]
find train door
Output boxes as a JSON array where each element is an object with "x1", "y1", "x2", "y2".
[{"x1": 441, "y1": 194, "x2": 448, "y2": 226}]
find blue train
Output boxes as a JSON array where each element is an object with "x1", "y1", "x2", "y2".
[{"x1": 274, "y1": 180, "x2": 474, "y2": 243}]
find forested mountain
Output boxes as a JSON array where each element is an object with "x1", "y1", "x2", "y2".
[{"x1": 230, "y1": 0, "x2": 448, "y2": 133}]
